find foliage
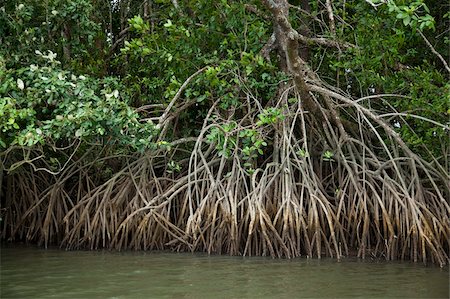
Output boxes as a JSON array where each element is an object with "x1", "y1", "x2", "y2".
[
  {"x1": 0, "y1": 53, "x2": 156, "y2": 151},
  {"x1": 0, "y1": 0, "x2": 104, "y2": 73},
  {"x1": 323, "y1": 0, "x2": 449, "y2": 159}
]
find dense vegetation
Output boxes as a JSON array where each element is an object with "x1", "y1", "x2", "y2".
[{"x1": 1, "y1": 0, "x2": 449, "y2": 266}]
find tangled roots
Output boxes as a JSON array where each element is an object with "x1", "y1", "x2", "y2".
[{"x1": 55, "y1": 85, "x2": 450, "y2": 266}]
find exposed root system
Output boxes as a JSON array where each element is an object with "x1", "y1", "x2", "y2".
[{"x1": 3, "y1": 79, "x2": 448, "y2": 267}]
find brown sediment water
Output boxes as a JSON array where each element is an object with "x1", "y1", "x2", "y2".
[{"x1": 1, "y1": 245, "x2": 448, "y2": 298}]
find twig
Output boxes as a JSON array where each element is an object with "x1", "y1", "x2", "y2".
[
  {"x1": 158, "y1": 66, "x2": 208, "y2": 128},
  {"x1": 417, "y1": 30, "x2": 450, "y2": 74},
  {"x1": 136, "y1": 103, "x2": 164, "y2": 112},
  {"x1": 31, "y1": 140, "x2": 82, "y2": 175},
  {"x1": 288, "y1": 4, "x2": 325, "y2": 25},
  {"x1": 296, "y1": 33, "x2": 355, "y2": 49},
  {"x1": 108, "y1": 27, "x2": 130, "y2": 56},
  {"x1": 377, "y1": 113, "x2": 450, "y2": 130},
  {"x1": 364, "y1": 0, "x2": 387, "y2": 9}
]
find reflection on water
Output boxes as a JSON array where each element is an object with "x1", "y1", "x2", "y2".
[{"x1": 1, "y1": 245, "x2": 448, "y2": 298}]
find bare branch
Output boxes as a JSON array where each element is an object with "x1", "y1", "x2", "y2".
[
  {"x1": 325, "y1": 0, "x2": 336, "y2": 36},
  {"x1": 260, "y1": 33, "x2": 276, "y2": 61},
  {"x1": 288, "y1": 4, "x2": 324, "y2": 25},
  {"x1": 296, "y1": 33, "x2": 355, "y2": 49},
  {"x1": 364, "y1": 0, "x2": 387, "y2": 9},
  {"x1": 108, "y1": 27, "x2": 130, "y2": 56},
  {"x1": 417, "y1": 30, "x2": 450, "y2": 74},
  {"x1": 158, "y1": 67, "x2": 207, "y2": 128}
]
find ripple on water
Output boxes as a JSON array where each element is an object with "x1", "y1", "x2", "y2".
[{"x1": 1, "y1": 246, "x2": 448, "y2": 298}]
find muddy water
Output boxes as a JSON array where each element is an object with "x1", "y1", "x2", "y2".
[{"x1": 1, "y1": 246, "x2": 448, "y2": 298}]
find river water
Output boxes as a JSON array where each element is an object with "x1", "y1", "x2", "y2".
[{"x1": 1, "y1": 246, "x2": 448, "y2": 298}]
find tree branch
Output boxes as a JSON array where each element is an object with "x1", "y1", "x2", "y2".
[
  {"x1": 288, "y1": 4, "x2": 325, "y2": 25},
  {"x1": 245, "y1": 4, "x2": 270, "y2": 21},
  {"x1": 325, "y1": 0, "x2": 336, "y2": 36},
  {"x1": 417, "y1": 30, "x2": 450, "y2": 74},
  {"x1": 295, "y1": 33, "x2": 355, "y2": 49},
  {"x1": 260, "y1": 33, "x2": 277, "y2": 61},
  {"x1": 108, "y1": 27, "x2": 130, "y2": 56},
  {"x1": 364, "y1": 0, "x2": 387, "y2": 9},
  {"x1": 262, "y1": 0, "x2": 321, "y2": 117},
  {"x1": 157, "y1": 67, "x2": 208, "y2": 129}
]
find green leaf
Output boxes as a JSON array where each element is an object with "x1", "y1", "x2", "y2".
[
  {"x1": 403, "y1": 16, "x2": 411, "y2": 26},
  {"x1": 75, "y1": 128, "x2": 83, "y2": 137},
  {"x1": 396, "y1": 12, "x2": 407, "y2": 19},
  {"x1": 164, "y1": 19, "x2": 173, "y2": 28}
]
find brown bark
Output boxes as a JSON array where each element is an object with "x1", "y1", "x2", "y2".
[
  {"x1": 262, "y1": 0, "x2": 359, "y2": 137},
  {"x1": 62, "y1": 24, "x2": 71, "y2": 62},
  {"x1": 298, "y1": 0, "x2": 312, "y2": 61},
  {"x1": 262, "y1": 0, "x2": 319, "y2": 117}
]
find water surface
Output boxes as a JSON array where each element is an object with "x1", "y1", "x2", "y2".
[{"x1": 1, "y1": 246, "x2": 448, "y2": 298}]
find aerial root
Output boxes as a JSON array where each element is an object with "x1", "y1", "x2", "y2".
[{"x1": 3, "y1": 85, "x2": 449, "y2": 267}]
